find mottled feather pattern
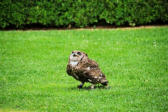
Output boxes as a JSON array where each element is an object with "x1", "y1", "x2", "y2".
[{"x1": 66, "y1": 51, "x2": 108, "y2": 88}]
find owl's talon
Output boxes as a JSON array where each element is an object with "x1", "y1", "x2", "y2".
[
  {"x1": 90, "y1": 84, "x2": 95, "y2": 89},
  {"x1": 77, "y1": 82, "x2": 84, "y2": 89},
  {"x1": 77, "y1": 85, "x2": 83, "y2": 89}
]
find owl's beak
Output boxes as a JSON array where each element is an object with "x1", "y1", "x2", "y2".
[{"x1": 73, "y1": 54, "x2": 77, "y2": 57}]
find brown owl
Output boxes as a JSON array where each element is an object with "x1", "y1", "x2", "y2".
[{"x1": 66, "y1": 50, "x2": 108, "y2": 89}]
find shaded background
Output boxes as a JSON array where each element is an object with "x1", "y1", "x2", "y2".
[{"x1": 0, "y1": 0, "x2": 168, "y2": 29}]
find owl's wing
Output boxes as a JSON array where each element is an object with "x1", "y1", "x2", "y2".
[
  {"x1": 66, "y1": 64, "x2": 73, "y2": 76},
  {"x1": 79, "y1": 59, "x2": 102, "y2": 79},
  {"x1": 84, "y1": 59, "x2": 99, "y2": 69}
]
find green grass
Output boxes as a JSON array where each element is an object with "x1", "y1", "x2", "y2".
[{"x1": 0, "y1": 27, "x2": 168, "y2": 112}]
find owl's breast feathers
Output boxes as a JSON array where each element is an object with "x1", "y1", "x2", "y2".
[{"x1": 66, "y1": 59, "x2": 107, "y2": 84}]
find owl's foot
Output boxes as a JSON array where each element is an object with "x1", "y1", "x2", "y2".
[
  {"x1": 90, "y1": 84, "x2": 95, "y2": 89},
  {"x1": 77, "y1": 85, "x2": 83, "y2": 88},
  {"x1": 77, "y1": 82, "x2": 84, "y2": 89}
]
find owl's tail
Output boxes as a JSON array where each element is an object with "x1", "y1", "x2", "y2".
[
  {"x1": 100, "y1": 74, "x2": 108, "y2": 86},
  {"x1": 101, "y1": 79, "x2": 108, "y2": 86}
]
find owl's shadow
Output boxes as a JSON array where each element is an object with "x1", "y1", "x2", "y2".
[{"x1": 70, "y1": 85, "x2": 110, "y2": 90}]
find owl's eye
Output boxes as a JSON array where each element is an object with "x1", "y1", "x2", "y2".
[
  {"x1": 77, "y1": 52, "x2": 81, "y2": 55},
  {"x1": 72, "y1": 51, "x2": 74, "y2": 54}
]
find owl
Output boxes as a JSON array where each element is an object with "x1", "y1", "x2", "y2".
[{"x1": 66, "y1": 50, "x2": 108, "y2": 89}]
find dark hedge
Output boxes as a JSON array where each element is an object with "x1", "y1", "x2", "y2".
[{"x1": 0, "y1": 0, "x2": 168, "y2": 28}]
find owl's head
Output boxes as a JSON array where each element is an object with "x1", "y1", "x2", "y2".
[{"x1": 69, "y1": 50, "x2": 88, "y2": 62}]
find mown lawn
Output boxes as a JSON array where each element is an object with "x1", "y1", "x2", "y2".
[{"x1": 0, "y1": 27, "x2": 168, "y2": 112}]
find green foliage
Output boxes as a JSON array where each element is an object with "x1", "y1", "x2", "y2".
[{"x1": 0, "y1": 0, "x2": 168, "y2": 28}]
